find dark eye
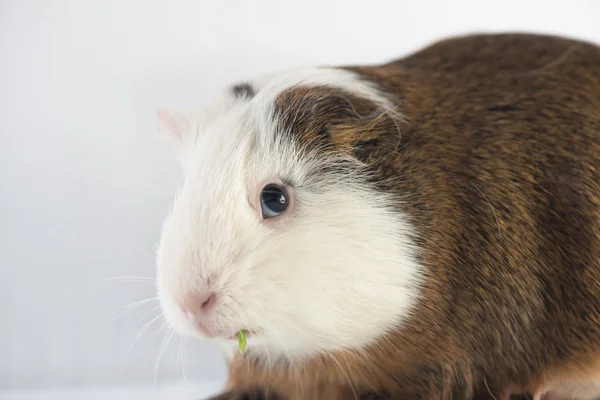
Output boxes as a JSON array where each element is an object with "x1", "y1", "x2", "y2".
[{"x1": 260, "y1": 184, "x2": 289, "y2": 219}]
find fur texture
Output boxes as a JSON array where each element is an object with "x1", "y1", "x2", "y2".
[
  {"x1": 155, "y1": 68, "x2": 423, "y2": 361},
  {"x1": 154, "y1": 33, "x2": 600, "y2": 400}
]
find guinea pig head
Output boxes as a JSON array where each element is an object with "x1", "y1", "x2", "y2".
[{"x1": 154, "y1": 68, "x2": 423, "y2": 362}]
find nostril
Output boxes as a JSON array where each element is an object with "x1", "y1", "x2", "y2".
[
  {"x1": 201, "y1": 294, "x2": 216, "y2": 309},
  {"x1": 179, "y1": 292, "x2": 217, "y2": 319}
]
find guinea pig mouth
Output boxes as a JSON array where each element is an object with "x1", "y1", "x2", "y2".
[
  {"x1": 227, "y1": 330, "x2": 253, "y2": 340},
  {"x1": 226, "y1": 329, "x2": 259, "y2": 341}
]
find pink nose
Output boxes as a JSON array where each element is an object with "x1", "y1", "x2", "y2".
[{"x1": 178, "y1": 292, "x2": 217, "y2": 319}]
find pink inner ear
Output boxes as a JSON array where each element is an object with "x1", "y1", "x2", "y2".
[{"x1": 156, "y1": 108, "x2": 188, "y2": 142}]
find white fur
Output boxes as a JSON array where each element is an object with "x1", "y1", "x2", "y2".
[{"x1": 155, "y1": 67, "x2": 423, "y2": 363}]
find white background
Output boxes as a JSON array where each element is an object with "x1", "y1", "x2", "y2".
[{"x1": 1, "y1": 0, "x2": 599, "y2": 398}]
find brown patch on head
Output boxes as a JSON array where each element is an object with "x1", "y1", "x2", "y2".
[{"x1": 271, "y1": 84, "x2": 403, "y2": 166}]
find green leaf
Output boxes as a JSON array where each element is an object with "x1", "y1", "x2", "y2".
[{"x1": 237, "y1": 330, "x2": 247, "y2": 353}]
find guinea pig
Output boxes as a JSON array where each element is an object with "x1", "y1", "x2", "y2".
[{"x1": 153, "y1": 32, "x2": 600, "y2": 400}]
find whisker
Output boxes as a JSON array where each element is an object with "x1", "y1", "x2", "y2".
[
  {"x1": 178, "y1": 336, "x2": 187, "y2": 382},
  {"x1": 105, "y1": 297, "x2": 158, "y2": 326},
  {"x1": 340, "y1": 352, "x2": 361, "y2": 399},
  {"x1": 182, "y1": 337, "x2": 189, "y2": 382},
  {"x1": 149, "y1": 319, "x2": 168, "y2": 337},
  {"x1": 177, "y1": 336, "x2": 183, "y2": 381},
  {"x1": 99, "y1": 276, "x2": 155, "y2": 283},
  {"x1": 134, "y1": 249, "x2": 161, "y2": 262},
  {"x1": 329, "y1": 354, "x2": 359, "y2": 400},
  {"x1": 135, "y1": 305, "x2": 161, "y2": 327},
  {"x1": 154, "y1": 328, "x2": 177, "y2": 385},
  {"x1": 126, "y1": 313, "x2": 163, "y2": 356},
  {"x1": 483, "y1": 377, "x2": 498, "y2": 400}
]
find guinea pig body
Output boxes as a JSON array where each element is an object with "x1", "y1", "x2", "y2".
[{"x1": 154, "y1": 33, "x2": 600, "y2": 400}]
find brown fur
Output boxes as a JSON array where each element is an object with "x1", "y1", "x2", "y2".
[{"x1": 208, "y1": 33, "x2": 600, "y2": 400}]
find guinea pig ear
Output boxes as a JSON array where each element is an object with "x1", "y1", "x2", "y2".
[{"x1": 156, "y1": 108, "x2": 194, "y2": 145}]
